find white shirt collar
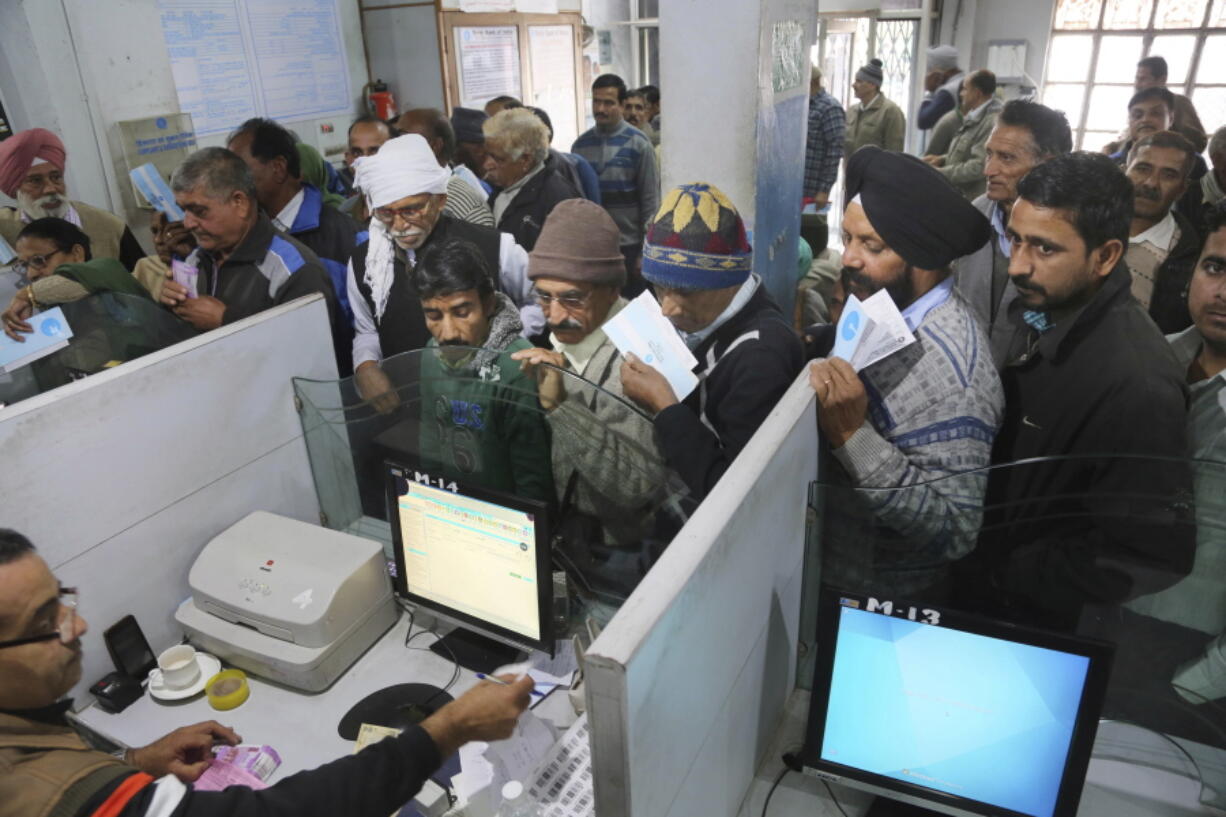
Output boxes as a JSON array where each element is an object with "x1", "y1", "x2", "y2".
[
  {"x1": 682, "y1": 274, "x2": 760, "y2": 349},
  {"x1": 272, "y1": 187, "x2": 306, "y2": 233},
  {"x1": 1130, "y1": 210, "x2": 1177, "y2": 251},
  {"x1": 492, "y1": 162, "x2": 545, "y2": 223},
  {"x1": 966, "y1": 98, "x2": 992, "y2": 121}
]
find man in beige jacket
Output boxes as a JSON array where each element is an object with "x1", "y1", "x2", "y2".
[
  {"x1": 925, "y1": 70, "x2": 1003, "y2": 200},
  {"x1": 845, "y1": 59, "x2": 907, "y2": 156}
]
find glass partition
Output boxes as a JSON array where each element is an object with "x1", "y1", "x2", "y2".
[
  {"x1": 293, "y1": 346, "x2": 692, "y2": 624},
  {"x1": 800, "y1": 453, "x2": 1226, "y2": 809},
  {"x1": 0, "y1": 293, "x2": 198, "y2": 407}
]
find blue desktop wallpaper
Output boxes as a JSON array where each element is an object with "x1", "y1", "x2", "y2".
[{"x1": 820, "y1": 608, "x2": 1091, "y2": 817}]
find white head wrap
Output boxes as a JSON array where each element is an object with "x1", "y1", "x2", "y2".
[{"x1": 353, "y1": 134, "x2": 452, "y2": 321}]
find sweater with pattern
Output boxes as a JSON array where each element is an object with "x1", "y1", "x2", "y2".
[
  {"x1": 571, "y1": 120, "x2": 659, "y2": 248},
  {"x1": 821, "y1": 287, "x2": 1005, "y2": 597}
]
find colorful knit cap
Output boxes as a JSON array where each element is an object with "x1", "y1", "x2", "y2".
[{"x1": 641, "y1": 183, "x2": 752, "y2": 290}]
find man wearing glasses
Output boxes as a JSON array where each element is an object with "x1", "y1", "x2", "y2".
[
  {"x1": 0, "y1": 129, "x2": 144, "y2": 272},
  {"x1": 0, "y1": 529, "x2": 534, "y2": 817},
  {"x1": 346, "y1": 135, "x2": 540, "y2": 408},
  {"x1": 512, "y1": 200, "x2": 667, "y2": 544}
]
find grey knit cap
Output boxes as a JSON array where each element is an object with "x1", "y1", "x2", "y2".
[{"x1": 856, "y1": 59, "x2": 884, "y2": 86}]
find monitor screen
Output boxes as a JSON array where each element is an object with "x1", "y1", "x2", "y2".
[
  {"x1": 385, "y1": 462, "x2": 552, "y2": 654},
  {"x1": 802, "y1": 589, "x2": 1113, "y2": 817}
]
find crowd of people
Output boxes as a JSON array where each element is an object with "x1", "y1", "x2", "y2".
[{"x1": 2, "y1": 46, "x2": 1226, "y2": 814}]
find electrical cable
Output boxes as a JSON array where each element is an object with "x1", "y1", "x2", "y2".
[
  {"x1": 821, "y1": 780, "x2": 851, "y2": 817},
  {"x1": 760, "y1": 767, "x2": 790, "y2": 817}
]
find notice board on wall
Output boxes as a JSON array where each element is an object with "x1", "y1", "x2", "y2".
[
  {"x1": 440, "y1": 11, "x2": 584, "y2": 150},
  {"x1": 158, "y1": 0, "x2": 353, "y2": 136}
]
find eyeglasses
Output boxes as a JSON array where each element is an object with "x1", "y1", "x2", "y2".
[
  {"x1": 20, "y1": 171, "x2": 64, "y2": 193},
  {"x1": 10, "y1": 251, "x2": 66, "y2": 280},
  {"x1": 0, "y1": 587, "x2": 80, "y2": 650},
  {"x1": 532, "y1": 288, "x2": 593, "y2": 310},
  {"x1": 373, "y1": 200, "x2": 432, "y2": 224}
]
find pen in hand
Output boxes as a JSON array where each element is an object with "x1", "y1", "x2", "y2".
[{"x1": 476, "y1": 673, "x2": 546, "y2": 696}]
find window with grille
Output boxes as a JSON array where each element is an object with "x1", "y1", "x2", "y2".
[{"x1": 1042, "y1": 0, "x2": 1226, "y2": 150}]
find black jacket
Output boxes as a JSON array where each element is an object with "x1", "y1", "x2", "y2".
[
  {"x1": 654, "y1": 284, "x2": 804, "y2": 501},
  {"x1": 1147, "y1": 209, "x2": 1201, "y2": 334},
  {"x1": 189, "y1": 214, "x2": 338, "y2": 327},
  {"x1": 488, "y1": 153, "x2": 580, "y2": 251},
  {"x1": 284, "y1": 183, "x2": 361, "y2": 374},
  {"x1": 81, "y1": 724, "x2": 442, "y2": 817},
  {"x1": 351, "y1": 215, "x2": 501, "y2": 361},
  {"x1": 957, "y1": 262, "x2": 1195, "y2": 632}
]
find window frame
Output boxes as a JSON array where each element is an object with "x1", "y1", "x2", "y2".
[{"x1": 1044, "y1": 0, "x2": 1226, "y2": 149}]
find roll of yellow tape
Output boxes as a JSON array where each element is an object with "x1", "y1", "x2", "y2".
[{"x1": 205, "y1": 669, "x2": 250, "y2": 711}]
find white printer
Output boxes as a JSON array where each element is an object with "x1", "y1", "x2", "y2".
[{"x1": 175, "y1": 511, "x2": 398, "y2": 692}]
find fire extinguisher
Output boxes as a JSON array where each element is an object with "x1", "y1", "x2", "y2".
[{"x1": 364, "y1": 79, "x2": 396, "y2": 121}]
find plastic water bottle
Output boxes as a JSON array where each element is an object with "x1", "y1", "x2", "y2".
[{"x1": 497, "y1": 781, "x2": 543, "y2": 817}]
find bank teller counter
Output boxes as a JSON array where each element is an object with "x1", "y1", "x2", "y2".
[
  {"x1": 0, "y1": 292, "x2": 197, "y2": 406},
  {"x1": 291, "y1": 345, "x2": 692, "y2": 623},
  {"x1": 793, "y1": 453, "x2": 1226, "y2": 816}
]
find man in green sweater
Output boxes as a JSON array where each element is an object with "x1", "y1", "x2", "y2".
[{"x1": 412, "y1": 239, "x2": 554, "y2": 504}]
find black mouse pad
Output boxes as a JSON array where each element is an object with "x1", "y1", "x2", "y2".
[{"x1": 338, "y1": 683, "x2": 454, "y2": 740}]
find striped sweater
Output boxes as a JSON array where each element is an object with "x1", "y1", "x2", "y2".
[
  {"x1": 571, "y1": 120, "x2": 659, "y2": 247},
  {"x1": 820, "y1": 287, "x2": 1005, "y2": 597}
]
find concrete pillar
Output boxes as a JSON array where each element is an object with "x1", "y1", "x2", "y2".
[{"x1": 660, "y1": 0, "x2": 818, "y2": 317}]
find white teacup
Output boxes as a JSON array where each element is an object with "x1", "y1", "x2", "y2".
[{"x1": 157, "y1": 644, "x2": 201, "y2": 690}]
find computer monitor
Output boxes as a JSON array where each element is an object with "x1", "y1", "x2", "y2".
[
  {"x1": 385, "y1": 461, "x2": 553, "y2": 674},
  {"x1": 800, "y1": 587, "x2": 1114, "y2": 817}
]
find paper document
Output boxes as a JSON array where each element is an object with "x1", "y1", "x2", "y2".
[
  {"x1": 602, "y1": 291, "x2": 699, "y2": 400},
  {"x1": 526, "y1": 713, "x2": 594, "y2": 817},
  {"x1": 0, "y1": 233, "x2": 15, "y2": 265},
  {"x1": 0, "y1": 307, "x2": 73, "y2": 373},
  {"x1": 129, "y1": 162, "x2": 185, "y2": 222},
  {"x1": 487, "y1": 709, "x2": 558, "y2": 785},
  {"x1": 831, "y1": 290, "x2": 915, "y2": 371},
  {"x1": 530, "y1": 640, "x2": 578, "y2": 686}
]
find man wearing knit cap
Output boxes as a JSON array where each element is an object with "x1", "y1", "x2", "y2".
[
  {"x1": 346, "y1": 134, "x2": 539, "y2": 407},
  {"x1": 619, "y1": 183, "x2": 803, "y2": 501},
  {"x1": 0, "y1": 128, "x2": 144, "y2": 271},
  {"x1": 810, "y1": 145, "x2": 1003, "y2": 598},
  {"x1": 845, "y1": 60, "x2": 906, "y2": 157},
  {"x1": 918, "y1": 45, "x2": 965, "y2": 131},
  {"x1": 512, "y1": 199, "x2": 667, "y2": 546}
]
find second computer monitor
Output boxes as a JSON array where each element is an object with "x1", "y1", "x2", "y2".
[{"x1": 386, "y1": 462, "x2": 553, "y2": 670}]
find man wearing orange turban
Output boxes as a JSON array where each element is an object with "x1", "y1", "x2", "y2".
[{"x1": 0, "y1": 129, "x2": 143, "y2": 271}]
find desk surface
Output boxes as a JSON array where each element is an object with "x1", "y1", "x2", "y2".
[{"x1": 74, "y1": 610, "x2": 577, "y2": 783}]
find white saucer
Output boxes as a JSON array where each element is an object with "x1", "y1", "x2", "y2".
[{"x1": 147, "y1": 653, "x2": 221, "y2": 701}]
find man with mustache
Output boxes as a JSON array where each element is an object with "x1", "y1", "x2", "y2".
[
  {"x1": 572, "y1": 74, "x2": 659, "y2": 296},
  {"x1": 954, "y1": 99, "x2": 1071, "y2": 368},
  {"x1": 412, "y1": 239, "x2": 554, "y2": 502},
  {"x1": 1124, "y1": 130, "x2": 1201, "y2": 333},
  {"x1": 0, "y1": 529, "x2": 534, "y2": 817},
  {"x1": 159, "y1": 148, "x2": 342, "y2": 360},
  {"x1": 0, "y1": 129, "x2": 144, "y2": 272},
  {"x1": 346, "y1": 134, "x2": 540, "y2": 409},
  {"x1": 512, "y1": 200, "x2": 667, "y2": 546},
  {"x1": 958, "y1": 152, "x2": 1195, "y2": 634},
  {"x1": 808, "y1": 147, "x2": 1003, "y2": 598},
  {"x1": 1108, "y1": 87, "x2": 1176, "y2": 167}
]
